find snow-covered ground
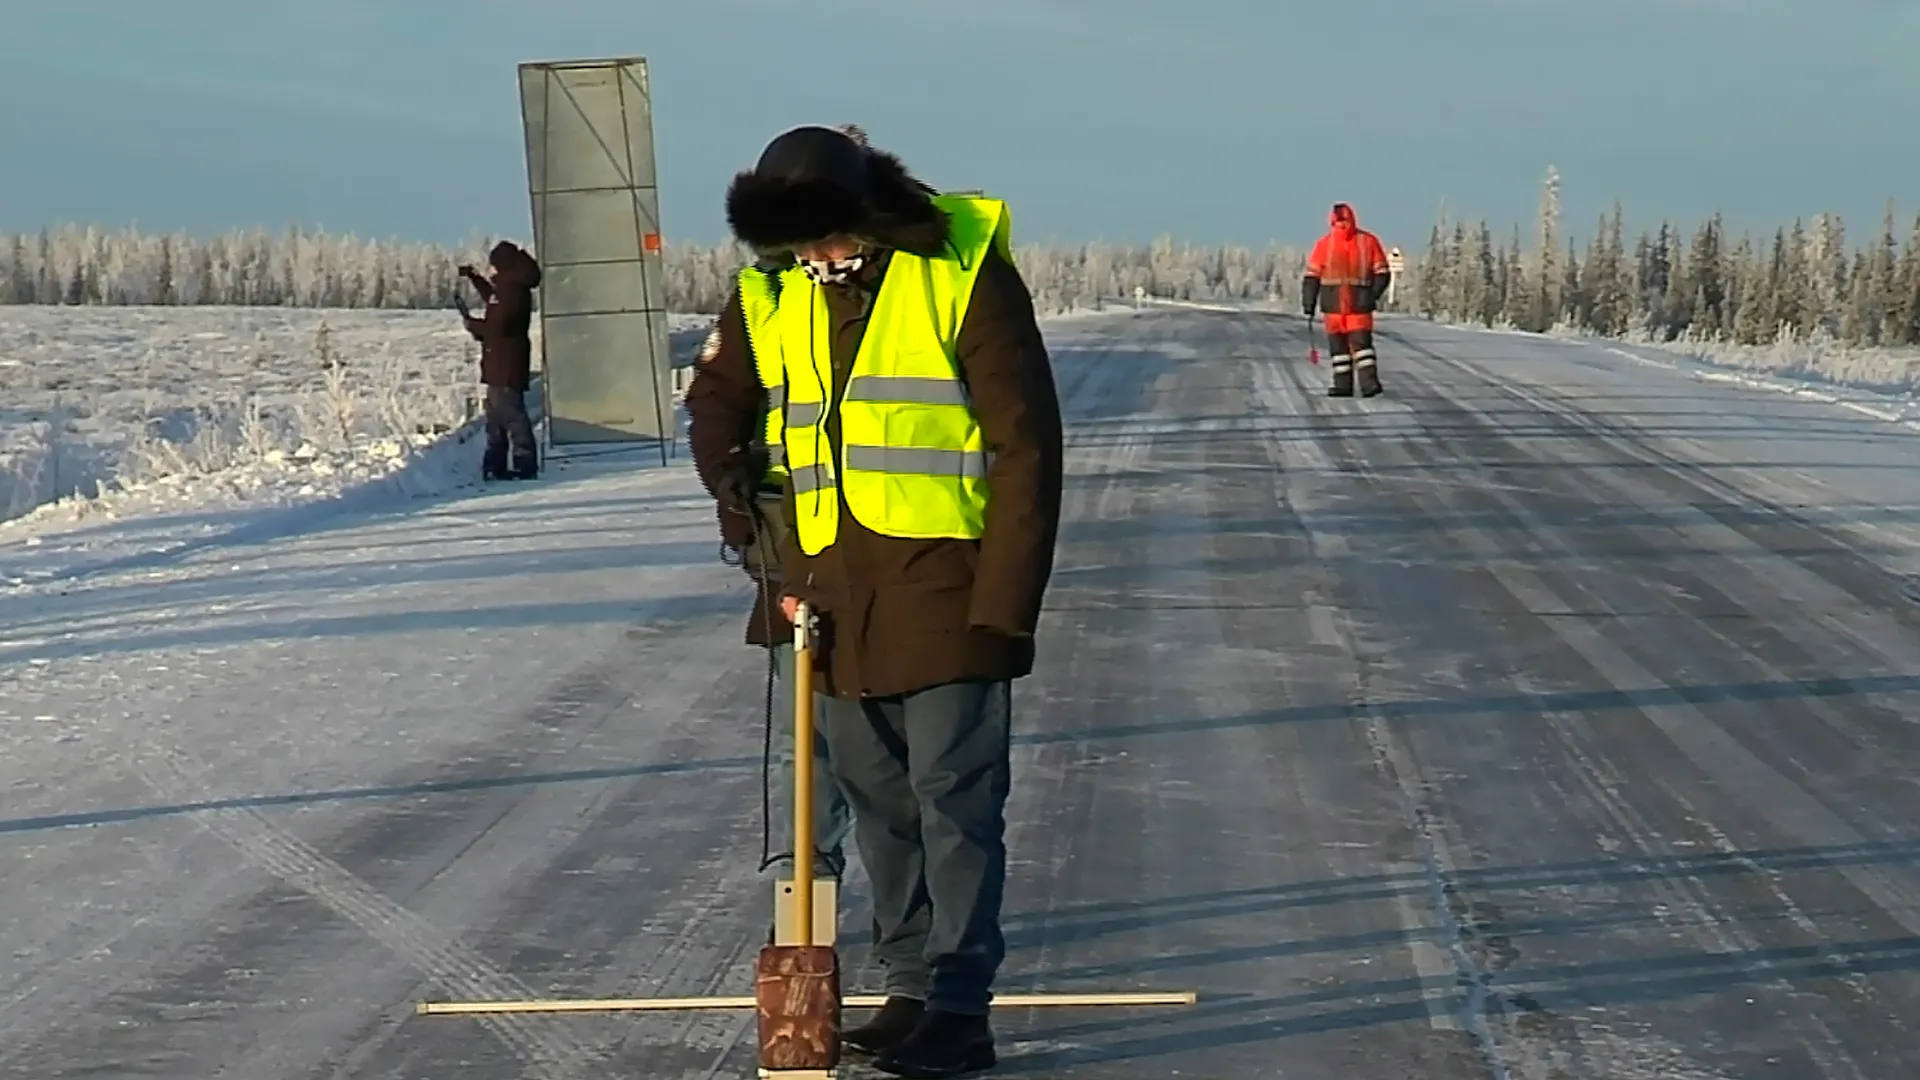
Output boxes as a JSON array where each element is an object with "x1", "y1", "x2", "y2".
[
  {"x1": 1600, "y1": 327, "x2": 1920, "y2": 396},
  {"x1": 1579, "y1": 328, "x2": 1920, "y2": 398},
  {"x1": 1405, "y1": 312, "x2": 1920, "y2": 421},
  {"x1": 0, "y1": 306, "x2": 713, "y2": 574}
]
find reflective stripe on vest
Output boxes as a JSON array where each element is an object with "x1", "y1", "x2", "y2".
[
  {"x1": 737, "y1": 268, "x2": 787, "y2": 479},
  {"x1": 778, "y1": 193, "x2": 1011, "y2": 555}
]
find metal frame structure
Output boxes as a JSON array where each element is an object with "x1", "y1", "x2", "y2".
[{"x1": 517, "y1": 57, "x2": 675, "y2": 468}]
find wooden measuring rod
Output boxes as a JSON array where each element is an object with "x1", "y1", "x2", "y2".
[
  {"x1": 417, "y1": 991, "x2": 1200, "y2": 1016},
  {"x1": 755, "y1": 600, "x2": 839, "y2": 1077},
  {"x1": 415, "y1": 603, "x2": 1199, "y2": 1074}
]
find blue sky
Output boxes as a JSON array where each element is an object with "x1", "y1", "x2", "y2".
[{"x1": 3, "y1": 0, "x2": 1916, "y2": 252}]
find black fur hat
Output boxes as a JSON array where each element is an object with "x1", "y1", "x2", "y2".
[{"x1": 724, "y1": 125, "x2": 949, "y2": 258}]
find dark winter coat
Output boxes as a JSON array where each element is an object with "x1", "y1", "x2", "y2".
[
  {"x1": 685, "y1": 275, "x2": 794, "y2": 648},
  {"x1": 722, "y1": 127, "x2": 1066, "y2": 700},
  {"x1": 463, "y1": 240, "x2": 542, "y2": 390}
]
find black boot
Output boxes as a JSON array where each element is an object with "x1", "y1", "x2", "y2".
[
  {"x1": 1328, "y1": 367, "x2": 1355, "y2": 397},
  {"x1": 843, "y1": 995, "x2": 926, "y2": 1058},
  {"x1": 873, "y1": 1010, "x2": 996, "y2": 1079},
  {"x1": 1357, "y1": 362, "x2": 1382, "y2": 397}
]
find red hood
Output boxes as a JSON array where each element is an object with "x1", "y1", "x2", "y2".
[{"x1": 1329, "y1": 202, "x2": 1358, "y2": 236}]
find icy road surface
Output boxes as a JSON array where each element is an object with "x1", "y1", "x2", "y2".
[{"x1": 6, "y1": 308, "x2": 1920, "y2": 1078}]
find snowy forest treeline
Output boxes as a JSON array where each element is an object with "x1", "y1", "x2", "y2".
[
  {"x1": 0, "y1": 226, "x2": 1300, "y2": 318},
  {"x1": 5, "y1": 167, "x2": 1920, "y2": 347},
  {"x1": 1411, "y1": 168, "x2": 1920, "y2": 348}
]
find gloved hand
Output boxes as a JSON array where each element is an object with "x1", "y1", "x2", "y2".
[
  {"x1": 718, "y1": 467, "x2": 757, "y2": 516},
  {"x1": 713, "y1": 447, "x2": 764, "y2": 515},
  {"x1": 717, "y1": 501, "x2": 755, "y2": 550}
]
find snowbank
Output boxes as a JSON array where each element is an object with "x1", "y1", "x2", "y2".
[
  {"x1": 0, "y1": 420, "x2": 491, "y2": 592},
  {"x1": 0, "y1": 306, "x2": 712, "y2": 584},
  {"x1": 1, "y1": 308, "x2": 473, "y2": 520},
  {"x1": 1608, "y1": 327, "x2": 1920, "y2": 399},
  {"x1": 1420, "y1": 310, "x2": 1920, "y2": 402},
  {"x1": 0, "y1": 307, "x2": 712, "y2": 520}
]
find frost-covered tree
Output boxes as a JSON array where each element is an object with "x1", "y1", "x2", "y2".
[
  {"x1": 5, "y1": 234, "x2": 29, "y2": 303},
  {"x1": 1408, "y1": 170, "x2": 1920, "y2": 350},
  {"x1": 1533, "y1": 166, "x2": 1562, "y2": 331},
  {"x1": 0, "y1": 222, "x2": 1311, "y2": 317}
]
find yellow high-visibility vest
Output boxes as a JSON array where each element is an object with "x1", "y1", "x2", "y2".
[
  {"x1": 776, "y1": 193, "x2": 1014, "y2": 555},
  {"x1": 736, "y1": 267, "x2": 786, "y2": 483}
]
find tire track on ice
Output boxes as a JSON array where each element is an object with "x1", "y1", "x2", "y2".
[
  {"x1": 57, "y1": 592, "x2": 740, "y2": 1078},
  {"x1": 123, "y1": 694, "x2": 631, "y2": 1078},
  {"x1": 1359, "y1": 335, "x2": 1875, "y2": 1079},
  {"x1": 990, "y1": 328, "x2": 1154, "y2": 1063},
  {"x1": 1255, "y1": 324, "x2": 1511, "y2": 1073},
  {"x1": 1437, "y1": 342, "x2": 1920, "y2": 926},
  {"x1": 1259, "y1": 320, "x2": 1760, "y2": 1078},
  {"x1": 310, "y1": 606, "x2": 785, "y2": 1079}
]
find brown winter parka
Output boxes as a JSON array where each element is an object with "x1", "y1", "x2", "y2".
[
  {"x1": 461, "y1": 240, "x2": 541, "y2": 391},
  {"x1": 775, "y1": 245, "x2": 1065, "y2": 700},
  {"x1": 684, "y1": 274, "x2": 794, "y2": 648}
]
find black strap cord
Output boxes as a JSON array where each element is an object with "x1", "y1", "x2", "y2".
[{"x1": 739, "y1": 484, "x2": 788, "y2": 875}]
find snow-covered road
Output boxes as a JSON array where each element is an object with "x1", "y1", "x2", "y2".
[{"x1": 5, "y1": 308, "x2": 1920, "y2": 1078}]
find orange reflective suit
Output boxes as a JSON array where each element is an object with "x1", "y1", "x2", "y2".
[
  {"x1": 1302, "y1": 203, "x2": 1390, "y2": 333},
  {"x1": 1302, "y1": 203, "x2": 1390, "y2": 396}
]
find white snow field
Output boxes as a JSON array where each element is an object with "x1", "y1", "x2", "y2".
[
  {"x1": 1625, "y1": 330, "x2": 1920, "y2": 396},
  {"x1": 10, "y1": 307, "x2": 1920, "y2": 1077},
  {"x1": 1434, "y1": 319, "x2": 1920, "y2": 441},
  {"x1": 0, "y1": 306, "x2": 713, "y2": 583}
]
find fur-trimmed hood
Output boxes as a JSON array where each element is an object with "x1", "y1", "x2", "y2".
[{"x1": 724, "y1": 125, "x2": 950, "y2": 259}]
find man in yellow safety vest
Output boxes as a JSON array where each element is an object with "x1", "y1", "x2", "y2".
[{"x1": 723, "y1": 124, "x2": 1064, "y2": 1079}]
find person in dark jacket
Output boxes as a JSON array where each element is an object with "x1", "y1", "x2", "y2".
[
  {"x1": 683, "y1": 259, "x2": 853, "y2": 888},
  {"x1": 725, "y1": 124, "x2": 1064, "y2": 1078},
  {"x1": 458, "y1": 240, "x2": 542, "y2": 479}
]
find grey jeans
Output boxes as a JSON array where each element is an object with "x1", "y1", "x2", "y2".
[
  {"x1": 768, "y1": 642, "x2": 853, "y2": 878},
  {"x1": 822, "y1": 679, "x2": 1013, "y2": 1014}
]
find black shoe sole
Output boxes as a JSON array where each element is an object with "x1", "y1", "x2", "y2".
[
  {"x1": 843, "y1": 1020, "x2": 923, "y2": 1059},
  {"x1": 844, "y1": 1033, "x2": 914, "y2": 1060},
  {"x1": 872, "y1": 1044, "x2": 996, "y2": 1079}
]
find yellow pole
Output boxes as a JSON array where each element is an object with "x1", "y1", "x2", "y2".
[
  {"x1": 792, "y1": 600, "x2": 815, "y2": 946},
  {"x1": 418, "y1": 991, "x2": 1198, "y2": 1015}
]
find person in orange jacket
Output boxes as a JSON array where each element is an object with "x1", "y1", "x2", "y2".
[{"x1": 1301, "y1": 202, "x2": 1391, "y2": 397}]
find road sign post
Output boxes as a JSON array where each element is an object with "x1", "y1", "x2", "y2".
[{"x1": 1387, "y1": 246, "x2": 1405, "y2": 309}]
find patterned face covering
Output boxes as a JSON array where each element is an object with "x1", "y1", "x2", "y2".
[{"x1": 798, "y1": 252, "x2": 865, "y2": 285}]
